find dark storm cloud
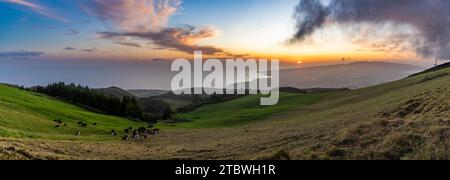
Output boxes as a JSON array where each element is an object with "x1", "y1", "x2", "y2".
[
  {"x1": 0, "y1": 50, "x2": 44, "y2": 59},
  {"x1": 290, "y1": 0, "x2": 450, "y2": 58},
  {"x1": 290, "y1": 0, "x2": 329, "y2": 43}
]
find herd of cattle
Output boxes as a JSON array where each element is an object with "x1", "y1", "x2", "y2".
[
  {"x1": 53, "y1": 118, "x2": 160, "y2": 141},
  {"x1": 117, "y1": 126, "x2": 160, "y2": 141}
]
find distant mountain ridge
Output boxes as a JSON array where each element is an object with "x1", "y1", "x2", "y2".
[
  {"x1": 95, "y1": 86, "x2": 135, "y2": 99},
  {"x1": 127, "y1": 89, "x2": 170, "y2": 98}
]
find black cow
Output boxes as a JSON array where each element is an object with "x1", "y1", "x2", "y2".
[
  {"x1": 122, "y1": 135, "x2": 129, "y2": 141},
  {"x1": 132, "y1": 130, "x2": 139, "y2": 140}
]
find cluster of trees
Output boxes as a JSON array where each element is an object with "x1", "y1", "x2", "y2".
[{"x1": 33, "y1": 82, "x2": 144, "y2": 119}]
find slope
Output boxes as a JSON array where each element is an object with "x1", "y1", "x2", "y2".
[
  {"x1": 0, "y1": 84, "x2": 145, "y2": 141},
  {"x1": 169, "y1": 93, "x2": 325, "y2": 128}
]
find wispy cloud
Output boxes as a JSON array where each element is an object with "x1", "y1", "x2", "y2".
[
  {"x1": 114, "y1": 41, "x2": 142, "y2": 48},
  {"x1": 64, "y1": 47, "x2": 76, "y2": 50},
  {"x1": 0, "y1": 50, "x2": 44, "y2": 59},
  {"x1": 81, "y1": 48, "x2": 97, "y2": 52},
  {"x1": 65, "y1": 28, "x2": 79, "y2": 35},
  {"x1": 98, "y1": 26, "x2": 226, "y2": 55},
  {"x1": 0, "y1": 0, "x2": 69, "y2": 22}
]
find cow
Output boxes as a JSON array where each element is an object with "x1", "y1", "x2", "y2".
[
  {"x1": 147, "y1": 128, "x2": 160, "y2": 135},
  {"x1": 132, "y1": 130, "x2": 139, "y2": 140},
  {"x1": 122, "y1": 135, "x2": 129, "y2": 141}
]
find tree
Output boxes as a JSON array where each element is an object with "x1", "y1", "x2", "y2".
[
  {"x1": 32, "y1": 82, "x2": 144, "y2": 120},
  {"x1": 162, "y1": 107, "x2": 173, "y2": 120}
]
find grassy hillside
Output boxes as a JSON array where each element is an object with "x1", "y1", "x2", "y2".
[
  {"x1": 0, "y1": 84, "x2": 145, "y2": 141},
  {"x1": 168, "y1": 93, "x2": 324, "y2": 128},
  {"x1": 0, "y1": 65, "x2": 448, "y2": 160},
  {"x1": 255, "y1": 66, "x2": 450, "y2": 160}
]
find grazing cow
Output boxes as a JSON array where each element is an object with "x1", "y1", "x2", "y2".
[
  {"x1": 93, "y1": 123, "x2": 97, "y2": 126},
  {"x1": 124, "y1": 129, "x2": 130, "y2": 134},
  {"x1": 75, "y1": 131, "x2": 81, "y2": 136},
  {"x1": 80, "y1": 123, "x2": 88, "y2": 128},
  {"x1": 143, "y1": 133, "x2": 148, "y2": 140},
  {"x1": 78, "y1": 121, "x2": 83, "y2": 125},
  {"x1": 150, "y1": 128, "x2": 160, "y2": 135},
  {"x1": 143, "y1": 130, "x2": 152, "y2": 140},
  {"x1": 134, "y1": 131, "x2": 139, "y2": 139},
  {"x1": 122, "y1": 135, "x2": 129, "y2": 141},
  {"x1": 138, "y1": 127, "x2": 147, "y2": 134},
  {"x1": 132, "y1": 130, "x2": 140, "y2": 140},
  {"x1": 64, "y1": 123, "x2": 67, "y2": 127},
  {"x1": 55, "y1": 125, "x2": 60, "y2": 128},
  {"x1": 111, "y1": 130, "x2": 117, "y2": 136}
]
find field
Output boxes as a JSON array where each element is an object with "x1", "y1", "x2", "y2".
[
  {"x1": 0, "y1": 84, "x2": 146, "y2": 141},
  {"x1": 0, "y1": 65, "x2": 449, "y2": 160},
  {"x1": 169, "y1": 93, "x2": 324, "y2": 128}
]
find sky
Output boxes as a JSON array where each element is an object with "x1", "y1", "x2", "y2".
[
  {"x1": 0, "y1": 0, "x2": 448, "y2": 88},
  {"x1": 2, "y1": 0, "x2": 446, "y2": 63},
  {"x1": 0, "y1": 0, "x2": 299, "y2": 61}
]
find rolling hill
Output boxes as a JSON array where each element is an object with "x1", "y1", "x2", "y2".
[
  {"x1": 0, "y1": 84, "x2": 145, "y2": 141},
  {"x1": 127, "y1": 89, "x2": 170, "y2": 98},
  {"x1": 95, "y1": 86, "x2": 135, "y2": 99},
  {"x1": 168, "y1": 93, "x2": 324, "y2": 128},
  {"x1": 0, "y1": 64, "x2": 448, "y2": 160}
]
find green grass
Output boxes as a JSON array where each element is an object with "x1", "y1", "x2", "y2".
[
  {"x1": 0, "y1": 84, "x2": 146, "y2": 141},
  {"x1": 164, "y1": 93, "x2": 325, "y2": 128}
]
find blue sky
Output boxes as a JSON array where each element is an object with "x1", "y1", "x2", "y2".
[
  {"x1": 0, "y1": 0, "x2": 302, "y2": 61},
  {"x1": 0, "y1": 0, "x2": 442, "y2": 64}
]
